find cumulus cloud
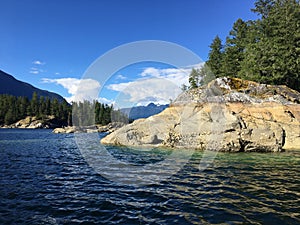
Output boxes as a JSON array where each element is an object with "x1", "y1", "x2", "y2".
[
  {"x1": 107, "y1": 63, "x2": 204, "y2": 106},
  {"x1": 107, "y1": 81, "x2": 134, "y2": 92},
  {"x1": 108, "y1": 78, "x2": 181, "y2": 106},
  {"x1": 33, "y1": 60, "x2": 45, "y2": 65},
  {"x1": 42, "y1": 78, "x2": 101, "y2": 103}
]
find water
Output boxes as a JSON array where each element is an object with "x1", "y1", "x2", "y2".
[{"x1": 0, "y1": 129, "x2": 299, "y2": 225}]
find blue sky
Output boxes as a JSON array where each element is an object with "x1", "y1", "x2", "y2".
[{"x1": 0, "y1": 0, "x2": 258, "y2": 106}]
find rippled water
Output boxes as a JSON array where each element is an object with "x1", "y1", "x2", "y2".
[{"x1": 0, "y1": 129, "x2": 299, "y2": 224}]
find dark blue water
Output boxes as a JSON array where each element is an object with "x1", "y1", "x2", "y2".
[{"x1": 0, "y1": 129, "x2": 299, "y2": 225}]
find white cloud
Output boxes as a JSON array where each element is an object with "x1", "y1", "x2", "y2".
[
  {"x1": 42, "y1": 78, "x2": 101, "y2": 103},
  {"x1": 98, "y1": 97, "x2": 115, "y2": 105},
  {"x1": 116, "y1": 74, "x2": 127, "y2": 80},
  {"x1": 106, "y1": 64, "x2": 204, "y2": 106},
  {"x1": 33, "y1": 60, "x2": 45, "y2": 65},
  {"x1": 108, "y1": 78, "x2": 181, "y2": 106},
  {"x1": 140, "y1": 63, "x2": 204, "y2": 86},
  {"x1": 30, "y1": 60, "x2": 46, "y2": 74},
  {"x1": 107, "y1": 81, "x2": 134, "y2": 92},
  {"x1": 30, "y1": 70, "x2": 39, "y2": 74}
]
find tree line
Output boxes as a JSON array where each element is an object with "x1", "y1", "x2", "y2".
[
  {"x1": 72, "y1": 100, "x2": 128, "y2": 126},
  {"x1": 0, "y1": 92, "x2": 128, "y2": 126},
  {"x1": 0, "y1": 92, "x2": 71, "y2": 125},
  {"x1": 189, "y1": 0, "x2": 300, "y2": 91}
]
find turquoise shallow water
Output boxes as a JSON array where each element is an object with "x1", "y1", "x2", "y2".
[{"x1": 0, "y1": 129, "x2": 299, "y2": 224}]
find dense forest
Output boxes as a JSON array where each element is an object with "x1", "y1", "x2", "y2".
[
  {"x1": 0, "y1": 93, "x2": 127, "y2": 126},
  {"x1": 0, "y1": 92, "x2": 71, "y2": 125},
  {"x1": 190, "y1": 0, "x2": 300, "y2": 91}
]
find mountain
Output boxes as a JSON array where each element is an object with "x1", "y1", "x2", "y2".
[
  {"x1": 120, "y1": 103, "x2": 168, "y2": 120},
  {"x1": 0, "y1": 70, "x2": 65, "y2": 102}
]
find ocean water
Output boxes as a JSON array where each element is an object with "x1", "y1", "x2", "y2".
[{"x1": 0, "y1": 129, "x2": 299, "y2": 225}]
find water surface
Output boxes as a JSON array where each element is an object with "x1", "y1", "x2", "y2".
[{"x1": 0, "y1": 129, "x2": 299, "y2": 224}]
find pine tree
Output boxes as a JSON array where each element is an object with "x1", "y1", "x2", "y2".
[
  {"x1": 222, "y1": 19, "x2": 248, "y2": 78},
  {"x1": 4, "y1": 109, "x2": 14, "y2": 125},
  {"x1": 206, "y1": 36, "x2": 223, "y2": 77},
  {"x1": 251, "y1": 0, "x2": 276, "y2": 18},
  {"x1": 31, "y1": 92, "x2": 39, "y2": 116},
  {"x1": 188, "y1": 68, "x2": 201, "y2": 89},
  {"x1": 240, "y1": 0, "x2": 300, "y2": 90},
  {"x1": 199, "y1": 64, "x2": 215, "y2": 85}
]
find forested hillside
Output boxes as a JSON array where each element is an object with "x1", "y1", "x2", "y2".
[
  {"x1": 0, "y1": 93, "x2": 71, "y2": 125},
  {"x1": 0, "y1": 93, "x2": 127, "y2": 126}
]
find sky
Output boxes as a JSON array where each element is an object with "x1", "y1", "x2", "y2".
[{"x1": 0, "y1": 0, "x2": 258, "y2": 107}]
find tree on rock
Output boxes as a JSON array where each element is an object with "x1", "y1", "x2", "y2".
[
  {"x1": 222, "y1": 19, "x2": 248, "y2": 78},
  {"x1": 188, "y1": 68, "x2": 201, "y2": 89},
  {"x1": 206, "y1": 36, "x2": 224, "y2": 77}
]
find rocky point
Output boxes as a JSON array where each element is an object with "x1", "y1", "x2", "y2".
[{"x1": 101, "y1": 77, "x2": 300, "y2": 152}]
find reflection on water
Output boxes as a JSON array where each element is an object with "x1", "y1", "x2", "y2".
[{"x1": 0, "y1": 129, "x2": 299, "y2": 224}]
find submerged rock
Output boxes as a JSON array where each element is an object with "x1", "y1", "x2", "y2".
[{"x1": 101, "y1": 78, "x2": 300, "y2": 152}]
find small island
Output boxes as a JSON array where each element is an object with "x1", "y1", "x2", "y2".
[{"x1": 101, "y1": 77, "x2": 300, "y2": 152}]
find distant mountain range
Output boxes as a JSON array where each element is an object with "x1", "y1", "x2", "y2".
[
  {"x1": 0, "y1": 70, "x2": 65, "y2": 102},
  {"x1": 121, "y1": 103, "x2": 168, "y2": 120}
]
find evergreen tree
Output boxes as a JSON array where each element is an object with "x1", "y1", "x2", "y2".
[
  {"x1": 199, "y1": 64, "x2": 215, "y2": 85},
  {"x1": 188, "y1": 68, "x2": 201, "y2": 89},
  {"x1": 222, "y1": 19, "x2": 248, "y2": 78},
  {"x1": 0, "y1": 94, "x2": 72, "y2": 126},
  {"x1": 240, "y1": 0, "x2": 300, "y2": 90},
  {"x1": 206, "y1": 36, "x2": 224, "y2": 77},
  {"x1": 31, "y1": 92, "x2": 39, "y2": 116},
  {"x1": 206, "y1": 0, "x2": 300, "y2": 91},
  {"x1": 251, "y1": 0, "x2": 276, "y2": 18},
  {"x1": 4, "y1": 108, "x2": 14, "y2": 125}
]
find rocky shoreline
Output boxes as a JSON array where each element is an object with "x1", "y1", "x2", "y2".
[
  {"x1": 101, "y1": 77, "x2": 300, "y2": 152},
  {"x1": 52, "y1": 122, "x2": 125, "y2": 134},
  {"x1": 0, "y1": 116, "x2": 66, "y2": 129},
  {"x1": 0, "y1": 115, "x2": 125, "y2": 135}
]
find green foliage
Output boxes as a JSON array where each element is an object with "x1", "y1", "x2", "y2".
[
  {"x1": 222, "y1": 19, "x2": 248, "y2": 78},
  {"x1": 0, "y1": 93, "x2": 128, "y2": 127},
  {"x1": 206, "y1": 36, "x2": 223, "y2": 77},
  {"x1": 188, "y1": 68, "x2": 201, "y2": 89},
  {"x1": 251, "y1": 0, "x2": 276, "y2": 18},
  {"x1": 72, "y1": 100, "x2": 128, "y2": 126},
  {"x1": 187, "y1": 64, "x2": 215, "y2": 89},
  {"x1": 206, "y1": 0, "x2": 300, "y2": 91},
  {"x1": 199, "y1": 64, "x2": 215, "y2": 85},
  {"x1": 181, "y1": 84, "x2": 188, "y2": 91},
  {"x1": 0, "y1": 93, "x2": 72, "y2": 125}
]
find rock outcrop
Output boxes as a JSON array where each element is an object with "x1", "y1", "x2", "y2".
[
  {"x1": 52, "y1": 122, "x2": 125, "y2": 134},
  {"x1": 1, "y1": 116, "x2": 65, "y2": 129},
  {"x1": 101, "y1": 77, "x2": 300, "y2": 152}
]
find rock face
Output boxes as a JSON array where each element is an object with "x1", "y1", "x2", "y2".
[{"x1": 101, "y1": 78, "x2": 300, "y2": 152}]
